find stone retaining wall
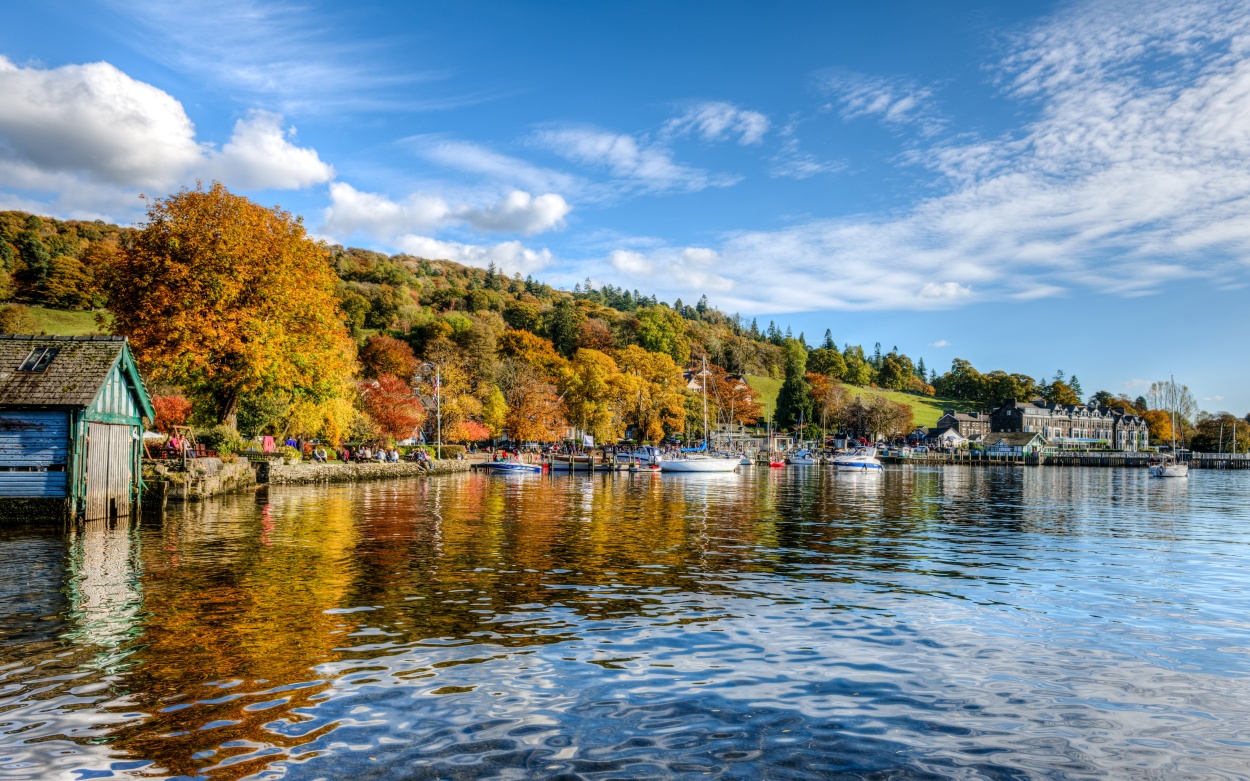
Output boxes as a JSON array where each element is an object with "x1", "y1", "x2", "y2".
[
  {"x1": 143, "y1": 458, "x2": 258, "y2": 505},
  {"x1": 265, "y1": 459, "x2": 471, "y2": 485}
]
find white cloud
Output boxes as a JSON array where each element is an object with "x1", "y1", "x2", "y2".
[
  {"x1": 930, "y1": 339, "x2": 950, "y2": 348},
  {"x1": 322, "y1": 184, "x2": 570, "y2": 240},
  {"x1": 532, "y1": 126, "x2": 738, "y2": 194},
  {"x1": 663, "y1": 101, "x2": 770, "y2": 144},
  {"x1": 609, "y1": 250, "x2": 652, "y2": 275},
  {"x1": 208, "y1": 110, "x2": 334, "y2": 189},
  {"x1": 323, "y1": 182, "x2": 452, "y2": 237},
  {"x1": 460, "y1": 191, "x2": 570, "y2": 235},
  {"x1": 396, "y1": 235, "x2": 553, "y2": 276},
  {"x1": 0, "y1": 56, "x2": 202, "y2": 189},
  {"x1": 921, "y1": 282, "x2": 973, "y2": 299},
  {"x1": 1122, "y1": 378, "x2": 1150, "y2": 390},
  {"x1": 0, "y1": 57, "x2": 332, "y2": 217}
]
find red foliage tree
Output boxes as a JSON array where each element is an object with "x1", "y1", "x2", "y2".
[
  {"x1": 151, "y1": 394, "x2": 192, "y2": 433},
  {"x1": 359, "y1": 374, "x2": 425, "y2": 440}
]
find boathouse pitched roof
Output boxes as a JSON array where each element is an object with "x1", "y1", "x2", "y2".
[{"x1": 0, "y1": 335, "x2": 153, "y2": 417}]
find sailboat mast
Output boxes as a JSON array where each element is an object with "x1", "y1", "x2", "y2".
[{"x1": 702, "y1": 355, "x2": 709, "y2": 449}]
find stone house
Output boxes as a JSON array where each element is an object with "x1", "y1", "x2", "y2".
[
  {"x1": 934, "y1": 410, "x2": 992, "y2": 439},
  {"x1": 990, "y1": 400, "x2": 1149, "y2": 451}
]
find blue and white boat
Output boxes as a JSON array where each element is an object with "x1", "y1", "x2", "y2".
[
  {"x1": 830, "y1": 447, "x2": 883, "y2": 471},
  {"x1": 478, "y1": 458, "x2": 543, "y2": 474}
]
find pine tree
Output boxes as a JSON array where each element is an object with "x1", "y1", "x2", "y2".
[
  {"x1": 822, "y1": 329, "x2": 835, "y2": 349},
  {"x1": 1070, "y1": 375, "x2": 1083, "y2": 398},
  {"x1": 917, "y1": 357, "x2": 927, "y2": 380}
]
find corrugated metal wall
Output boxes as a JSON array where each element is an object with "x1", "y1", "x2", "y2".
[
  {"x1": 0, "y1": 410, "x2": 70, "y2": 498},
  {"x1": 84, "y1": 423, "x2": 133, "y2": 520}
]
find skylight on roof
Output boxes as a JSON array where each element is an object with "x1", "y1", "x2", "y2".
[{"x1": 18, "y1": 347, "x2": 59, "y2": 372}]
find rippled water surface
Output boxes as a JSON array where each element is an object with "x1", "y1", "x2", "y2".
[{"x1": 2, "y1": 466, "x2": 1250, "y2": 779}]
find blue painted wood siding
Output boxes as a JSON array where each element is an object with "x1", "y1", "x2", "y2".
[{"x1": 0, "y1": 410, "x2": 70, "y2": 498}]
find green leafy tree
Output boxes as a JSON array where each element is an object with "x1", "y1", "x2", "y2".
[
  {"x1": 775, "y1": 340, "x2": 813, "y2": 428},
  {"x1": 807, "y1": 347, "x2": 846, "y2": 380},
  {"x1": 636, "y1": 305, "x2": 691, "y2": 365},
  {"x1": 546, "y1": 298, "x2": 584, "y2": 358}
]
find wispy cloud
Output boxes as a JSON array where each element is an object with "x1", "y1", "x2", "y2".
[
  {"x1": 819, "y1": 70, "x2": 944, "y2": 135},
  {"x1": 408, "y1": 136, "x2": 580, "y2": 195},
  {"x1": 532, "y1": 125, "x2": 739, "y2": 195},
  {"x1": 929, "y1": 339, "x2": 950, "y2": 348},
  {"x1": 661, "y1": 101, "x2": 770, "y2": 145},
  {"x1": 102, "y1": 0, "x2": 451, "y2": 112},
  {"x1": 589, "y1": 0, "x2": 1250, "y2": 312}
]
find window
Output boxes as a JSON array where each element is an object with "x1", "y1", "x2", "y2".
[{"x1": 17, "y1": 347, "x2": 59, "y2": 372}]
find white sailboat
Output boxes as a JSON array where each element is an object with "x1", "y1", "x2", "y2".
[
  {"x1": 1150, "y1": 374, "x2": 1189, "y2": 478},
  {"x1": 661, "y1": 356, "x2": 739, "y2": 473}
]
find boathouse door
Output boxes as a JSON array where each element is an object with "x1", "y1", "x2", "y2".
[{"x1": 85, "y1": 422, "x2": 133, "y2": 520}]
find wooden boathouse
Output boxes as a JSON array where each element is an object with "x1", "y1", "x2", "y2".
[{"x1": 0, "y1": 336, "x2": 155, "y2": 520}]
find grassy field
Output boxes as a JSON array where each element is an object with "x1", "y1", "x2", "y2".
[
  {"x1": 23, "y1": 306, "x2": 110, "y2": 336},
  {"x1": 745, "y1": 374, "x2": 976, "y2": 428}
]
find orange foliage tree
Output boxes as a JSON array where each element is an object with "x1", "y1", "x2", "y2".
[
  {"x1": 504, "y1": 369, "x2": 568, "y2": 443},
  {"x1": 104, "y1": 182, "x2": 355, "y2": 428},
  {"x1": 358, "y1": 374, "x2": 425, "y2": 440},
  {"x1": 360, "y1": 335, "x2": 417, "y2": 380}
]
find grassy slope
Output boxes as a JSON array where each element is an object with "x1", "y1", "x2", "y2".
[
  {"x1": 745, "y1": 374, "x2": 977, "y2": 428},
  {"x1": 744, "y1": 375, "x2": 783, "y2": 420},
  {"x1": 25, "y1": 306, "x2": 109, "y2": 336}
]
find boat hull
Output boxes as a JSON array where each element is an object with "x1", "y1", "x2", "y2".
[
  {"x1": 479, "y1": 462, "x2": 543, "y2": 474},
  {"x1": 660, "y1": 458, "x2": 739, "y2": 473},
  {"x1": 831, "y1": 459, "x2": 883, "y2": 471},
  {"x1": 788, "y1": 458, "x2": 817, "y2": 466},
  {"x1": 1150, "y1": 464, "x2": 1189, "y2": 478}
]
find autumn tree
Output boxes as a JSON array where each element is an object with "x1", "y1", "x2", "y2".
[
  {"x1": 105, "y1": 183, "x2": 355, "y2": 428},
  {"x1": 613, "y1": 345, "x2": 687, "y2": 442},
  {"x1": 358, "y1": 374, "x2": 425, "y2": 440},
  {"x1": 360, "y1": 335, "x2": 417, "y2": 379},
  {"x1": 559, "y1": 348, "x2": 631, "y2": 443},
  {"x1": 503, "y1": 365, "x2": 568, "y2": 443},
  {"x1": 808, "y1": 373, "x2": 849, "y2": 438}
]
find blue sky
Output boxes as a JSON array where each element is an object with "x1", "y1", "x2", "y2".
[{"x1": 1, "y1": 0, "x2": 1247, "y2": 412}]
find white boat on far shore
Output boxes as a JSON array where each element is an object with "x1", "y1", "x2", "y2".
[{"x1": 660, "y1": 455, "x2": 740, "y2": 473}]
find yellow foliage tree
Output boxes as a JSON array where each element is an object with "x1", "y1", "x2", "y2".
[
  {"x1": 612, "y1": 345, "x2": 687, "y2": 442},
  {"x1": 559, "y1": 348, "x2": 630, "y2": 444},
  {"x1": 104, "y1": 182, "x2": 355, "y2": 428}
]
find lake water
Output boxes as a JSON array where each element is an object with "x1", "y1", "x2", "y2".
[{"x1": 2, "y1": 466, "x2": 1250, "y2": 780}]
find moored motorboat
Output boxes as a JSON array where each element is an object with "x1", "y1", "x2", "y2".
[
  {"x1": 1149, "y1": 456, "x2": 1188, "y2": 478},
  {"x1": 788, "y1": 449, "x2": 817, "y2": 466},
  {"x1": 478, "y1": 458, "x2": 543, "y2": 474},
  {"x1": 830, "y1": 447, "x2": 883, "y2": 471}
]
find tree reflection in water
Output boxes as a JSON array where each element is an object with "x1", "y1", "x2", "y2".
[{"x1": 0, "y1": 467, "x2": 1244, "y2": 780}]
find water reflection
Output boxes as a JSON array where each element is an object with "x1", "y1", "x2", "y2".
[{"x1": 0, "y1": 467, "x2": 1248, "y2": 778}]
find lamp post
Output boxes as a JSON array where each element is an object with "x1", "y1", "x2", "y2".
[{"x1": 421, "y1": 362, "x2": 442, "y2": 459}]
